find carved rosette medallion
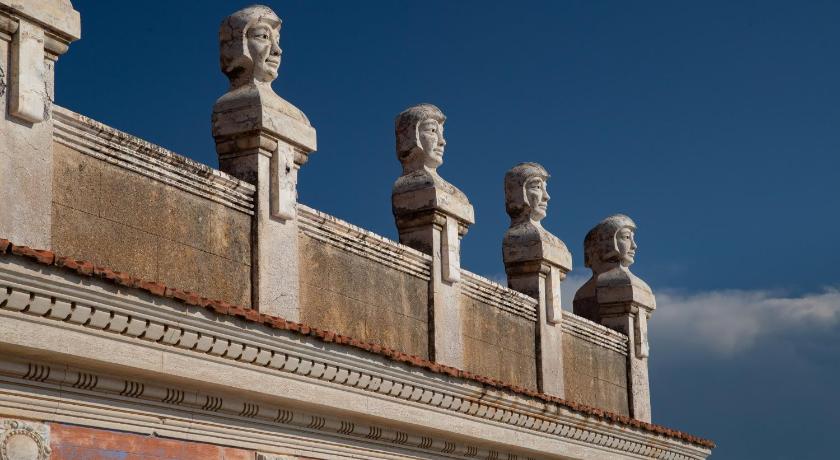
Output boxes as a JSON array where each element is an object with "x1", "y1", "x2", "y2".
[{"x1": 0, "y1": 420, "x2": 51, "y2": 460}]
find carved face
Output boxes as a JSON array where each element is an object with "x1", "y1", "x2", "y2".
[
  {"x1": 615, "y1": 227, "x2": 637, "y2": 267},
  {"x1": 247, "y1": 21, "x2": 281, "y2": 83},
  {"x1": 417, "y1": 119, "x2": 445, "y2": 168},
  {"x1": 524, "y1": 176, "x2": 549, "y2": 222}
]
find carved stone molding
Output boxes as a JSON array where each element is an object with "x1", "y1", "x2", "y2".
[
  {"x1": 0, "y1": 419, "x2": 50, "y2": 460},
  {"x1": 460, "y1": 271, "x2": 538, "y2": 321},
  {"x1": 0, "y1": 260, "x2": 711, "y2": 459},
  {"x1": 298, "y1": 204, "x2": 431, "y2": 281},
  {"x1": 52, "y1": 106, "x2": 256, "y2": 214}
]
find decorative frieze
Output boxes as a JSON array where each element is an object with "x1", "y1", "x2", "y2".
[{"x1": 0, "y1": 260, "x2": 711, "y2": 459}]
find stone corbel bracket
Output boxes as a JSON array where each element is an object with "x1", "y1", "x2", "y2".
[{"x1": 0, "y1": 0, "x2": 80, "y2": 123}]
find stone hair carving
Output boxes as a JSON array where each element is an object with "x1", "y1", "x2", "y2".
[
  {"x1": 504, "y1": 162, "x2": 550, "y2": 225},
  {"x1": 395, "y1": 103, "x2": 447, "y2": 173},
  {"x1": 220, "y1": 5, "x2": 282, "y2": 88},
  {"x1": 583, "y1": 214, "x2": 637, "y2": 273}
]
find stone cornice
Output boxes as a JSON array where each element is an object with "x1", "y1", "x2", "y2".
[
  {"x1": 0, "y1": 248, "x2": 713, "y2": 456},
  {"x1": 297, "y1": 204, "x2": 432, "y2": 281},
  {"x1": 460, "y1": 271, "x2": 538, "y2": 321},
  {"x1": 52, "y1": 106, "x2": 256, "y2": 214},
  {"x1": 562, "y1": 313, "x2": 630, "y2": 355}
]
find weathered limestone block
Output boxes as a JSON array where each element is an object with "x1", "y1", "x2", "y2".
[
  {"x1": 0, "y1": 418, "x2": 51, "y2": 460},
  {"x1": 573, "y1": 214, "x2": 656, "y2": 422},
  {"x1": 0, "y1": 0, "x2": 80, "y2": 248},
  {"x1": 212, "y1": 5, "x2": 316, "y2": 319},
  {"x1": 392, "y1": 103, "x2": 474, "y2": 367},
  {"x1": 502, "y1": 163, "x2": 572, "y2": 397}
]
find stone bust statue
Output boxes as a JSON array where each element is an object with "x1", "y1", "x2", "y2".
[
  {"x1": 502, "y1": 163, "x2": 571, "y2": 270},
  {"x1": 220, "y1": 5, "x2": 282, "y2": 89},
  {"x1": 583, "y1": 214, "x2": 638, "y2": 273},
  {"x1": 395, "y1": 103, "x2": 447, "y2": 174},
  {"x1": 213, "y1": 5, "x2": 311, "y2": 142},
  {"x1": 573, "y1": 214, "x2": 655, "y2": 323},
  {"x1": 392, "y1": 104, "x2": 473, "y2": 227}
]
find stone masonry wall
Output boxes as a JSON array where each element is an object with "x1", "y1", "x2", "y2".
[
  {"x1": 562, "y1": 333, "x2": 629, "y2": 415},
  {"x1": 460, "y1": 294, "x2": 538, "y2": 390},
  {"x1": 51, "y1": 142, "x2": 252, "y2": 306},
  {"x1": 298, "y1": 233, "x2": 429, "y2": 358}
]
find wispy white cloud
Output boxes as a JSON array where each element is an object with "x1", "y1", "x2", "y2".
[
  {"x1": 511, "y1": 269, "x2": 840, "y2": 356},
  {"x1": 652, "y1": 287, "x2": 840, "y2": 355}
]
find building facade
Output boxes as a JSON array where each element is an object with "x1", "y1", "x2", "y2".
[{"x1": 0, "y1": 2, "x2": 713, "y2": 459}]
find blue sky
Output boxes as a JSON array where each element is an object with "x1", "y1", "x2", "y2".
[{"x1": 60, "y1": 1, "x2": 840, "y2": 458}]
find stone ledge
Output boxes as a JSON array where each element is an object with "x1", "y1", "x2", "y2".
[
  {"x1": 460, "y1": 271, "x2": 538, "y2": 321},
  {"x1": 297, "y1": 204, "x2": 431, "y2": 281},
  {"x1": 52, "y1": 106, "x2": 256, "y2": 214},
  {"x1": 562, "y1": 312, "x2": 630, "y2": 356}
]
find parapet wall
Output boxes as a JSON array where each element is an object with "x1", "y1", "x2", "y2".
[
  {"x1": 298, "y1": 205, "x2": 430, "y2": 358},
  {"x1": 50, "y1": 107, "x2": 254, "y2": 306},
  {"x1": 43, "y1": 105, "x2": 631, "y2": 413}
]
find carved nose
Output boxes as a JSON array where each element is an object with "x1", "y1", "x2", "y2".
[
  {"x1": 544, "y1": 190, "x2": 550, "y2": 202},
  {"x1": 439, "y1": 137, "x2": 446, "y2": 147}
]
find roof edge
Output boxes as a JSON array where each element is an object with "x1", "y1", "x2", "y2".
[{"x1": 0, "y1": 238, "x2": 714, "y2": 449}]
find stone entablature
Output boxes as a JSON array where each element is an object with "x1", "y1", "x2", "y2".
[{"x1": 0, "y1": 249, "x2": 712, "y2": 459}]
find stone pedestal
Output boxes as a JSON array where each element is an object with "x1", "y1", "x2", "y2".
[
  {"x1": 213, "y1": 6, "x2": 315, "y2": 319},
  {"x1": 504, "y1": 231, "x2": 571, "y2": 397},
  {"x1": 574, "y1": 264, "x2": 656, "y2": 421},
  {"x1": 573, "y1": 214, "x2": 654, "y2": 422},
  {"x1": 0, "y1": 0, "x2": 80, "y2": 248},
  {"x1": 502, "y1": 162, "x2": 571, "y2": 398},
  {"x1": 393, "y1": 176, "x2": 473, "y2": 367},
  {"x1": 392, "y1": 104, "x2": 473, "y2": 368},
  {"x1": 213, "y1": 84, "x2": 315, "y2": 319}
]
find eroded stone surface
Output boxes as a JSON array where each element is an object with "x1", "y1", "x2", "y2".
[
  {"x1": 573, "y1": 214, "x2": 655, "y2": 422},
  {"x1": 0, "y1": 419, "x2": 50, "y2": 460},
  {"x1": 213, "y1": 5, "x2": 316, "y2": 318},
  {"x1": 502, "y1": 162, "x2": 572, "y2": 398},
  {"x1": 391, "y1": 103, "x2": 473, "y2": 368}
]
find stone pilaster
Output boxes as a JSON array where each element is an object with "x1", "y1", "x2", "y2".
[
  {"x1": 392, "y1": 103, "x2": 474, "y2": 368},
  {"x1": 0, "y1": 0, "x2": 80, "y2": 248},
  {"x1": 573, "y1": 214, "x2": 655, "y2": 422},
  {"x1": 502, "y1": 163, "x2": 571, "y2": 397},
  {"x1": 212, "y1": 6, "x2": 316, "y2": 319}
]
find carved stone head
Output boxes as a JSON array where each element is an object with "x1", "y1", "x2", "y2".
[
  {"x1": 395, "y1": 104, "x2": 447, "y2": 173},
  {"x1": 504, "y1": 162, "x2": 550, "y2": 225},
  {"x1": 583, "y1": 214, "x2": 637, "y2": 272},
  {"x1": 220, "y1": 5, "x2": 282, "y2": 89}
]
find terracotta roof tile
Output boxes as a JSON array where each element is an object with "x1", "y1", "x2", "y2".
[{"x1": 0, "y1": 239, "x2": 714, "y2": 449}]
